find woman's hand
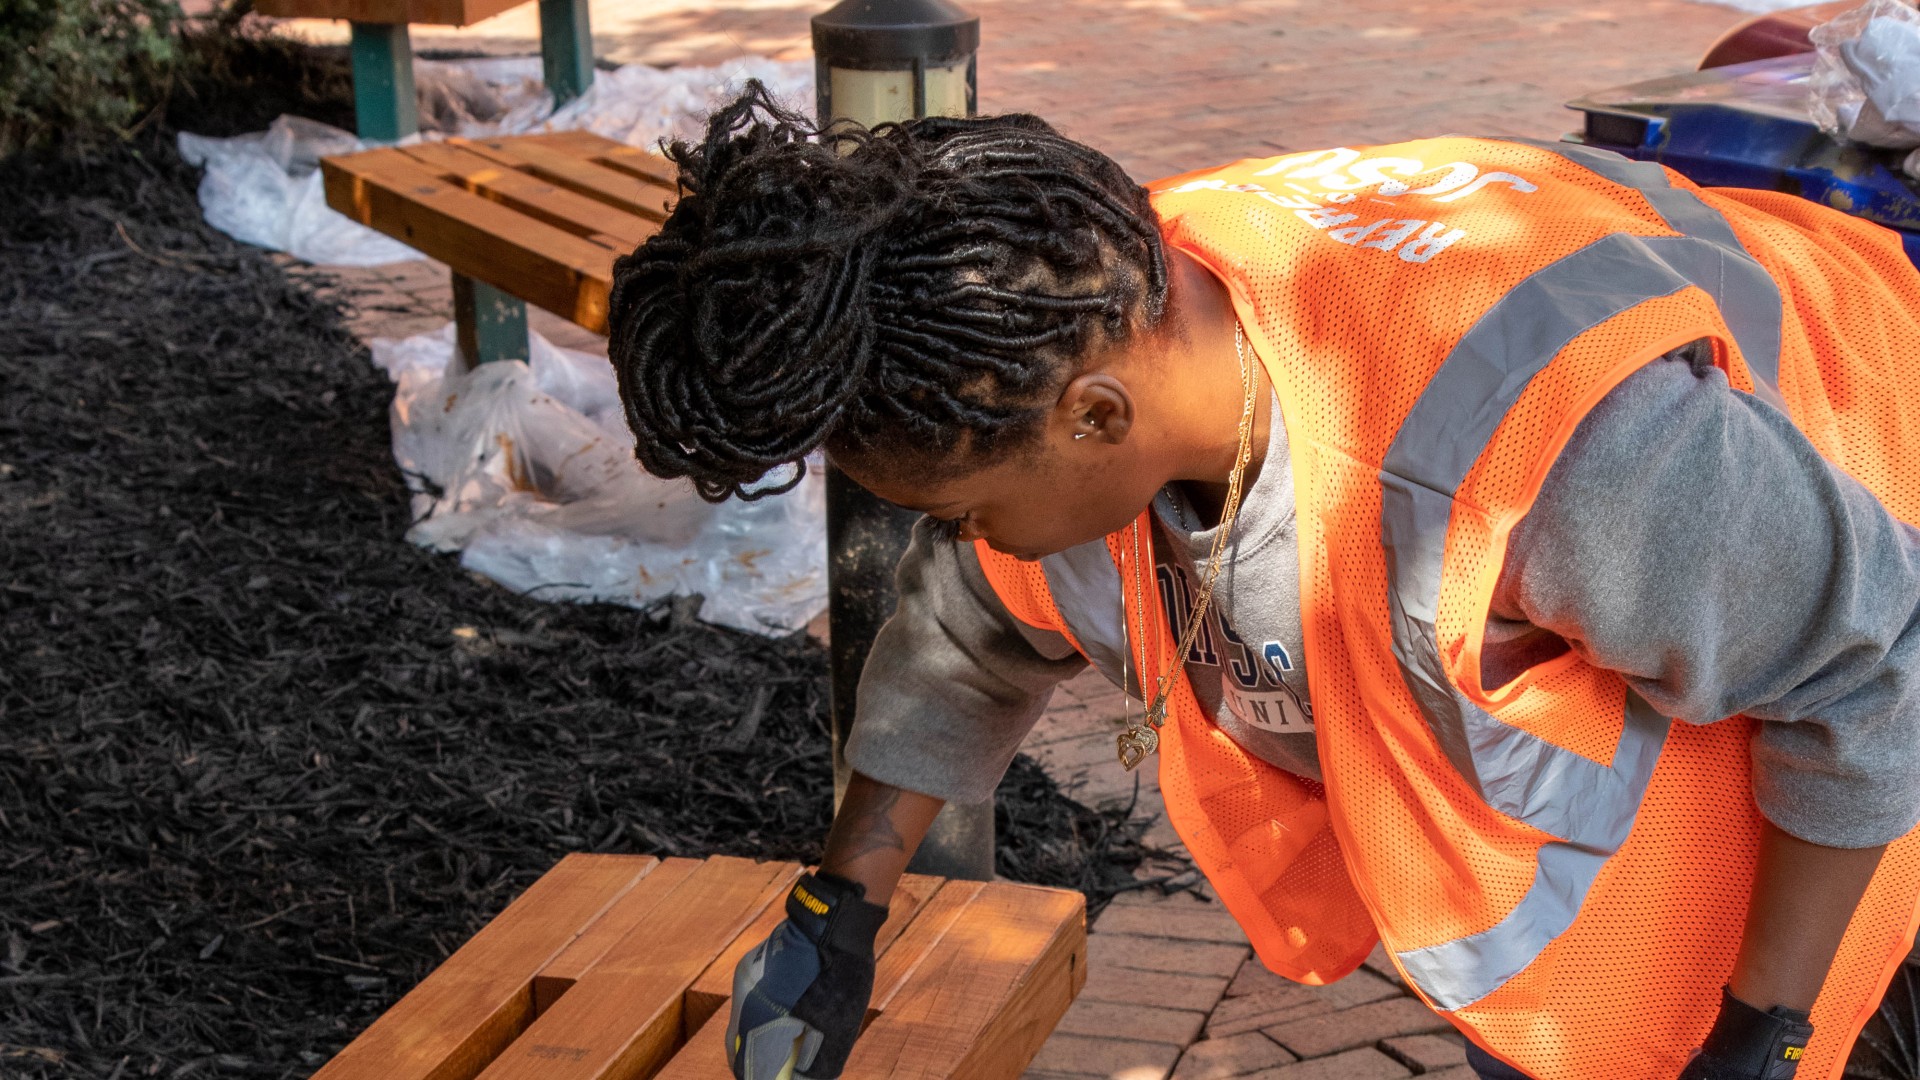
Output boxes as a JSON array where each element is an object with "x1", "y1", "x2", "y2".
[{"x1": 723, "y1": 773, "x2": 945, "y2": 1079}]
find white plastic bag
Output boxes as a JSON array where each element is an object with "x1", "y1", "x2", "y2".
[
  {"x1": 177, "y1": 56, "x2": 811, "y2": 266},
  {"x1": 370, "y1": 324, "x2": 828, "y2": 635},
  {"x1": 1811, "y1": 0, "x2": 1920, "y2": 149}
]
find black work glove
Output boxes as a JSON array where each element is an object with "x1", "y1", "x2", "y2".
[
  {"x1": 1677, "y1": 987, "x2": 1814, "y2": 1080},
  {"x1": 725, "y1": 872, "x2": 889, "y2": 1080}
]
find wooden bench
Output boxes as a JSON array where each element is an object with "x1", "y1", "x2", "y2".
[
  {"x1": 255, "y1": 0, "x2": 595, "y2": 141},
  {"x1": 321, "y1": 130, "x2": 670, "y2": 365},
  {"x1": 310, "y1": 854, "x2": 1088, "y2": 1080}
]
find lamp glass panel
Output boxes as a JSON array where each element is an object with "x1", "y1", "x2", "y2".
[
  {"x1": 922, "y1": 59, "x2": 970, "y2": 117},
  {"x1": 828, "y1": 66, "x2": 916, "y2": 126}
]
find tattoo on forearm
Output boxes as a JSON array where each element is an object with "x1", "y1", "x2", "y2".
[{"x1": 831, "y1": 786, "x2": 907, "y2": 867}]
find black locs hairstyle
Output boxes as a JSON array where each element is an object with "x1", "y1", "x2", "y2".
[{"x1": 606, "y1": 82, "x2": 1169, "y2": 502}]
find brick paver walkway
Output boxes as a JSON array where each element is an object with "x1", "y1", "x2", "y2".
[
  {"x1": 1022, "y1": 669, "x2": 1469, "y2": 1080},
  {"x1": 278, "y1": 0, "x2": 1760, "y2": 1074}
]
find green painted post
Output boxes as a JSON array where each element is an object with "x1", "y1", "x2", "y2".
[
  {"x1": 349, "y1": 22, "x2": 419, "y2": 141},
  {"x1": 452, "y1": 274, "x2": 530, "y2": 367},
  {"x1": 538, "y1": 0, "x2": 596, "y2": 107}
]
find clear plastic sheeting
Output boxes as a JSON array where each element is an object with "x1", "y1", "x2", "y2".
[
  {"x1": 176, "y1": 55, "x2": 811, "y2": 266},
  {"x1": 177, "y1": 115, "x2": 423, "y2": 266},
  {"x1": 1811, "y1": 0, "x2": 1920, "y2": 150},
  {"x1": 370, "y1": 324, "x2": 828, "y2": 635}
]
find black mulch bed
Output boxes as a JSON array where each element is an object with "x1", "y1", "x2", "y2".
[{"x1": 0, "y1": 137, "x2": 1181, "y2": 1078}]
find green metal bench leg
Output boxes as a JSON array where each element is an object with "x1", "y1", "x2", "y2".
[
  {"x1": 538, "y1": 0, "x2": 596, "y2": 108},
  {"x1": 453, "y1": 274, "x2": 529, "y2": 368},
  {"x1": 349, "y1": 21, "x2": 419, "y2": 141}
]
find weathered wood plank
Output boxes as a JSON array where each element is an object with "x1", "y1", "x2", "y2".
[
  {"x1": 310, "y1": 854, "x2": 660, "y2": 1080},
  {"x1": 394, "y1": 142, "x2": 656, "y2": 250},
  {"x1": 476, "y1": 856, "x2": 798, "y2": 1080},
  {"x1": 320, "y1": 148, "x2": 617, "y2": 331}
]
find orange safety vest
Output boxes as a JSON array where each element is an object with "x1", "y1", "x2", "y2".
[{"x1": 975, "y1": 138, "x2": 1920, "y2": 1080}]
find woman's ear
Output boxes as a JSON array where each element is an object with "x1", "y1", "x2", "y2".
[{"x1": 1059, "y1": 373, "x2": 1134, "y2": 445}]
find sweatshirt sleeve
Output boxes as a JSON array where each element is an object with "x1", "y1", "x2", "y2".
[
  {"x1": 842, "y1": 517, "x2": 1088, "y2": 805},
  {"x1": 1491, "y1": 347, "x2": 1920, "y2": 849}
]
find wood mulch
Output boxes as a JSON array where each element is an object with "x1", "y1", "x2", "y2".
[{"x1": 0, "y1": 131, "x2": 1172, "y2": 1078}]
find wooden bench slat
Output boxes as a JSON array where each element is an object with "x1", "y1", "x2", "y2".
[
  {"x1": 530, "y1": 857, "x2": 704, "y2": 1013},
  {"x1": 659, "y1": 879, "x2": 993, "y2": 1080},
  {"x1": 658, "y1": 874, "x2": 952, "y2": 1080},
  {"x1": 475, "y1": 855, "x2": 799, "y2": 1080},
  {"x1": 579, "y1": 146, "x2": 680, "y2": 192},
  {"x1": 321, "y1": 148, "x2": 617, "y2": 332},
  {"x1": 516, "y1": 130, "x2": 681, "y2": 190},
  {"x1": 393, "y1": 142, "x2": 658, "y2": 251},
  {"x1": 867, "y1": 881, "x2": 986, "y2": 1019},
  {"x1": 653, "y1": 1012, "x2": 734, "y2": 1080},
  {"x1": 310, "y1": 854, "x2": 662, "y2": 1080},
  {"x1": 679, "y1": 872, "x2": 940, "y2": 1040},
  {"x1": 252, "y1": 0, "x2": 523, "y2": 27},
  {"x1": 842, "y1": 883, "x2": 1087, "y2": 1080},
  {"x1": 951, "y1": 888, "x2": 1088, "y2": 1080},
  {"x1": 458, "y1": 137, "x2": 677, "y2": 222},
  {"x1": 672, "y1": 863, "x2": 807, "y2": 1036}
]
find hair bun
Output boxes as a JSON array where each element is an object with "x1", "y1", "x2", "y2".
[
  {"x1": 606, "y1": 82, "x2": 1165, "y2": 502},
  {"x1": 610, "y1": 83, "x2": 894, "y2": 500}
]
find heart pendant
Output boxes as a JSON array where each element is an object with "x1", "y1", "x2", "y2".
[{"x1": 1116, "y1": 724, "x2": 1159, "y2": 771}]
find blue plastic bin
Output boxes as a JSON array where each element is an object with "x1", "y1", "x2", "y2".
[{"x1": 1568, "y1": 53, "x2": 1920, "y2": 268}]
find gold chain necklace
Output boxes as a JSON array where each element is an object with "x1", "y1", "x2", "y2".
[{"x1": 1117, "y1": 319, "x2": 1259, "y2": 771}]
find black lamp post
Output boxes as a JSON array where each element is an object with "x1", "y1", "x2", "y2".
[{"x1": 812, "y1": 0, "x2": 989, "y2": 882}]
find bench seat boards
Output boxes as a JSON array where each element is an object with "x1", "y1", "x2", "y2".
[
  {"x1": 310, "y1": 853, "x2": 664, "y2": 1080},
  {"x1": 846, "y1": 883, "x2": 1087, "y2": 1080},
  {"x1": 500, "y1": 131, "x2": 680, "y2": 198},
  {"x1": 528, "y1": 858, "x2": 710, "y2": 1014},
  {"x1": 315, "y1": 857, "x2": 1087, "y2": 1080},
  {"x1": 457, "y1": 138, "x2": 676, "y2": 222},
  {"x1": 254, "y1": 0, "x2": 526, "y2": 27},
  {"x1": 653, "y1": 881, "x2": 1087, "y2": 1080},
  {"x1": 319, "y1": 133, "x2": 676, "y2": 334},
  {"x1": 678, "y1": 874, "x2": 944, "y2": 1039},
  {"x1": 656, "y1": 874, "x2": 951, "y2": 1080},
  {"x1": 394, "y1": 142, "x2": 657, "y2": 250},
  {"x1": 476, "y1": 855, "x2": 801, "y2": 1080}
]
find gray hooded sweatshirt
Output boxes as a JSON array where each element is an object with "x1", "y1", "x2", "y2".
[{"x1": 844, "y1": 348, "x2": 1920, "y2": 849}]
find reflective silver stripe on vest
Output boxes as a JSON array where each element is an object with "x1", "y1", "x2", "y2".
[
  {"x1": 1040, "y1": 537, "x2": 1142, "y2": 699},
  {"x1": 1377, "y1": 216, "x2": 1804, "y2": 1008},
  {"x1": 1497, "y1": 138, "x2": 1787, "y2": 412},
  {"x1": 1396, "y1": 692, "x2": 1666, "y2": 1010}
]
